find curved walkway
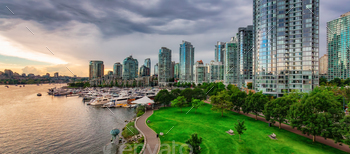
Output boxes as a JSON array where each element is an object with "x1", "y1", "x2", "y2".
[
  {"x1": 204, "y1": 100, "x2": 350, "y2": 153},
  {"x1": 135, "y1": 110, "x2": 160, "y2": 154}
]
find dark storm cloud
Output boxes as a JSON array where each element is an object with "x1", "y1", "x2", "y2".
[{"x1": 0, "y1": 0, "x2": 244, "y2": 36}]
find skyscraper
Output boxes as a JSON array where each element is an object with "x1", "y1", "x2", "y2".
[
  {"x1": 179, "y1": 40, "x2": 195, "y2": 82},
  {"x1": 319, "y1": 54, "x2": 328, "y2": 76},
  {"x1": 170, "y1": 61, "x2": 175, "y2": 80},
  {"x1": 139, "y1": 65, "x2": 150, "y2": 77},
  {"x1": 144, "y1": 58, "x2": 151, "y2": 76},
  {"x1": 209, "y1": 61, "x2": 224, "y2": 83},
  {"x1": 154, "y1": 63, "x2": 158, "y2": 75},
  {"x1": 224, "y1": 37, "x2": 239, "y2": 86},
  {"x1": 327, "y1": 12, "x2": 350, "y2": 80},
  {"x1": 113, "y1": 62, "x2": 123, "y2": 78},
  {"x1": 253, "y1": 0, "x2": 319, "y2": 96},
  {"x1": 238, "y1": 26, "x2": 254, "y2": 85},
  {"x1": 174, "y1": 63, "x2": 180, "y2": 79},
  {"x1": 89, "y1": 61, "x2": 104, "y2": 79},
  {"x1": 158, "y1": 47, "x2": 172, "y2": 83},
  {"x1": 122, "y1": 55, "x2": 138, "y2": 80},
  {"x1": 215, "y1": 42, "x2": 226, "y2": 63},
  {"x1": 193, "y1": 60, "x2": 208, "y2": 85}
]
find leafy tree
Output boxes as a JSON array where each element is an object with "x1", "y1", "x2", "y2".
[
  {"x1": 247, "y1": 83, "x2": 253, "y2": 89},
  {"x1": 154, "y1": 89, "x2": 172, "y2": 107},
  {"x1": 234, "y1": 120, "x2": 247, "y2": 141},
  {"x1": 171, "y1": 89, "x2": 182, "y2": 98},
  {"x1": 340, "y1": 116, "x2": 350, "y2": 147},
  {"x1": 192, "y1": 88, "x2": 206, "y2": 100},
  {"x1": 191, "y1": 98, "x2": 204, "y2": 113},
  {"x1": 320, "y1": 77, "x2": 328, "y2": 86},
  {"x1": 289, "y1": 90, "x2": 343, "y2": 142},
  {"x1": 264, "y1": 96, "x2": 295, "y2": 129},
  {"x1": 185, "y1": 133, "x2": 202, "y2": 154},
  {"x1": 210, "y1": 90, "x2": 232, "y2": 117},
  {"x1": 181, "y1": 88, "x2": 194, "y2": 103},
  {"x1": 230, "y1": 88, "x2": 247, "y2": 114},
  {"x1": 243, "y1": 92, "x2": 268, "y2": 120},
  {"x1": 171, "y1": 96, "x2": 187, "y2": 112}
]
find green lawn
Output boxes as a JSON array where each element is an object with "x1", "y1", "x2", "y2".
[{"x1": 147, "y1": 103, "x2": 347, "y2": 154}]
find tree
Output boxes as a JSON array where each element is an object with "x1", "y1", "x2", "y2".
[
  {"x1": 234, "y1": 120, "x2": 247, "y2": 141},
  {"x1": 192, "y1": 88, "x2": 206, "y2": 100},
  {"x1": 154, "y1": 89, "x2": 172, "y2": 107},
  {"x1": 186, "y1": 133, "x2": 202, "y2": 154},
  {"x1": 171, "y1": 96, "x2": 187, "y2": 112},
  {"x1": 264, "y1": 97, "x2": 295, "y2": 129},
  {"x1": 247, "y1": 83, "x2": 253, "y2": 89},
  {"x1": 180, "y1": 88, "x2": 194, "y2": 103},
  {"x1": 170, "y1": 89, "x2": 181, "y2": 98},
  {"x1": 289, "y1": 90, "x2": 343, "y2": 142},
  {"x1": 192, "y1": 98, "x2": 204, "y2": 113},
  {"x1": 243, "y1": 92, "x2": 268, "y2": 120},
  {"x1": 210, "y1": 90, "x2": 232, "y2": 117},
  {"x1": 320, "y1": 77, "x2": 328, "y2": 86},
  {"x1": 230, "y1": 88, "x2": 247, "y2": 114},
  {"x1": 340, "y1": 116, "x2": 350, "y2": 147}
]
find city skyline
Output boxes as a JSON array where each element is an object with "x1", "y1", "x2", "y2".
[{"x1": 0, "y1": 1, "x2": 348, "y2": 77}]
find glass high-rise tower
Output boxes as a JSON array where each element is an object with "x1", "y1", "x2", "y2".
[
  {"x1": 89, "y1": 61, "x2": 104, "y2": 79},
  {"x1": 113, "y1": 62, "x2": 123, "y2": 78},
  {"x1": 179, "y1": 41, "x2": 195, "y2": 82},
  {"x1": 215, "y1": 42, "x2": 226, "y2": 63},
  {"x1": 224, "y1": 37, "x2": 239, "y2": 86},
  {"x1": 144, "y1": 58, "x2": 151, "y2": 76},
  {"x1": 122, "y1": 55, "x2": 138, "y2": 80},
  {"x1": 327, "y1": 12, "x2": 350, "y2": 80},
  {"x1": 158, "y1": 47, "x2": 172, "y2": 83},
  {"x1": 238, "y1": 26, "x2": 254, "y2": 88},
  {"x1": 253, "y1": 0, "x2": 319, "y2": 97}
]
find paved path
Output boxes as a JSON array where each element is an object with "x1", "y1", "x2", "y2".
[
  {"x1": 204, "y1": 100, "x2": 350, "y2": 153},
  {"x1": 136, "y1": 110, "x2": 160, "y2": 154}
]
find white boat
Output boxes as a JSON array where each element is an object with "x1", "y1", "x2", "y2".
[
  {"x1": 90, "y1": 96, "x2": 111, "y2": 106},
  {"x1": 102, "y1": 99, "x2": 116, "y2": 108}
]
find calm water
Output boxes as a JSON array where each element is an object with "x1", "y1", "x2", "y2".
[{"x1": 0, "y1": 84, "x2": 136, "y2": 154}]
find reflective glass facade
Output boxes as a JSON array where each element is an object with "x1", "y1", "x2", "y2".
[
  {"x1": 179, "y1": 41, "x2": 195, "y2": 82},
  {"x1": 193, "y1": 60, "x2": 208, "y2": 85},
  {"x1": 209, "y1": 61, "x2": 224, "y2": 82},
  {"x1": 139, "y1": 65, "x2": 150, "y2": 77},
  {"x1": 224, "y1": 38, "x2": 239, "y2": 85},
  {"x1": 89, "y1": 61, "x2": 104, "y2": 79},
  {"x1": 144, "y1": 58, "x2": 151, "y2": 76},
  {"x1": 158, "y1": 47, "x2": 172, "y2": 82},
  {"x1": 174, "y1": 63, "x2": 180, "y2": 79},
  {"x1": 215, "y1": 42, "x2": 226, "y2": 63},
  {"x1": 238, "y1": 26, "x2": 254, "y2": 87},
  {"x1": 327, "y1": 12, "x2": 350, "y2": 80},
  {"x1": 253, "y1": 0, "x2": 319, "y2": 97},
  {"x1": 113, "y1": 62, "x2": 123, "y2": 78},
  {"x1": 122, "y1": 55, "x2": 138, "y2": 80},
  {"x1": 154, "y1": 63, "x2": 158, "y2": 75}
]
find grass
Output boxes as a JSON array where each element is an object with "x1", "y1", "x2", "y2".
[
  {"x1": 147, "y1": 103, "x2": 347, "y2": 154},
  {"x1": 123, "y1": 143, "x2": 144, "y2": 154},
  {"x1": 122, "y1": 122, "x2": 139, "y2": 139}
]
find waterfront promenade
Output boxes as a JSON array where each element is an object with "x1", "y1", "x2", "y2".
[
  {"x1": 135, "y1": 110, "x2": 160, "y2": 154},
  {"x1": 203, "y1": 100, "x2": 350, "y2": 153}
]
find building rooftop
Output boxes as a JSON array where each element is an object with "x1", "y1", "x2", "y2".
[{"x1": 341, "y1": 11, "x2": 350, "y2": 17}]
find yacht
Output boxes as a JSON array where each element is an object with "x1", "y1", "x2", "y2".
[{"x1": 90, "y1": 96, "x2": 111, "y2": 106}]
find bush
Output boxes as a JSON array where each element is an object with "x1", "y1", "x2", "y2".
[
  {"x1": 122, "y1": 122, "x2": 139, "y2": 139},
  {"x1": 137, "y1": 110, "x2": 145, "y2": 117},
  {"x1": 138, "y1": 136, "x2": 144, "y2": 143}
]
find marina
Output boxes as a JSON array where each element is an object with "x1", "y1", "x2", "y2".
[
  {"x1": 47, "y1": 86, "x2": 159, "y2": 108},
  {"x1": 0, "y1": 84, "x2": 138, "y2": 154}
]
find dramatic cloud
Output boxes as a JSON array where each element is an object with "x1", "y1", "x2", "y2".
[{"x1": 0, "y1": 0, "x2": 349, "y2": 76}]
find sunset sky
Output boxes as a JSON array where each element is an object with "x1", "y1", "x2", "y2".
[{"x1": 0, "y1": 0, "x2": 349, "y2": 77}]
